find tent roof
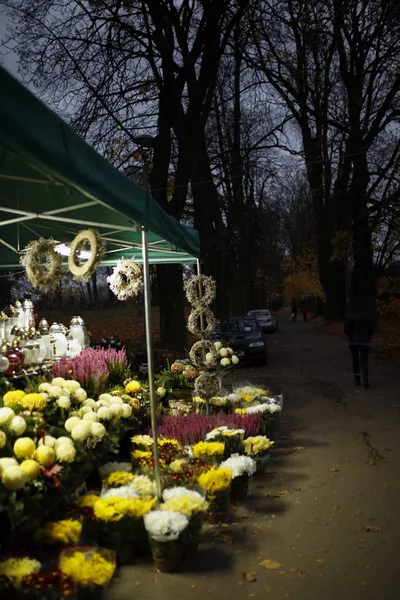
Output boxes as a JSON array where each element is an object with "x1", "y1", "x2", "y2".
[{"x1": 0, "y1": 67, "x2": 200, "y2": 268}]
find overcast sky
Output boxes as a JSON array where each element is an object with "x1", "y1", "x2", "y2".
[{"x1": 0, "y1": 7, "x2": 20, "y2": 79}]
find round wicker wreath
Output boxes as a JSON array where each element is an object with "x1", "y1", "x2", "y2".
[
  {"x1": 184, "y1": 275, "x2": 216, "y2": 308},
  {"x1": 21, "y1": 237, "x2": 62, "y2": 290},
  {"x1": 68, "y1": 229, "x2": 106, "y2": 281},
  {"x1": 189, "y1": 340, "x2": 219, "y2": 368},
  {"x1": 187, "y1": 306, "x2": 216, "y2": 338},
  {"x1": 194, "y1": 372, "x2": 220, "y2": 399},
  {"x1": 107, "y1": 259, "x2": 143, "y2": 301}
]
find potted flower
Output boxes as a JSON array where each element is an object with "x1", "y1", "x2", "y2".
[
  {"x1": 191, "y1": 441, "x2": 225, "y2": 464},
  {"x1": 205, "y1": 427, "x2": 245, "y2": 458},
  {"x1": 242, "y1": 435, "x2": 274, "y2": 475},
  {"x1": 35, "y1": 518, "x2": 83, "y2": 558},
  {"x1": 144, "y1": 510, "x2": 189, "y2": 573},
  {"x1": 243, "y1": 402, "x2": 282, "y2": 438},
  {"x1": 0, "y1": 557, "x2": 41, "y2": 596},
  {"x1": 161, "y1": 487, "x2": 209, "y2": 555},
  {"x1": 220, "y1": 454, "x2": 256, "y2": 502},
  {"x1": 197, "y1": 466, "x2": 232, "y2": 523},
  {"x1": 19, "y1": 570, "x2": 74, "y2": 599},
  {"x1": 59, "y1": 546, "x2": 116, "y2": 600}
]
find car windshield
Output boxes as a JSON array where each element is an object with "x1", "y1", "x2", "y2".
[
  {"x1": 215, "y1": 319, "x2": 258, "y2": 334},
  {"x1": 249, "y1": 310, "x2": 271, "y2": 318}
]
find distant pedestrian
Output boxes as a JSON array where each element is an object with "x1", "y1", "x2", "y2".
[
  {"x1": 301, "y1": 306, "x2": 309, "y2": 322},
  {"x1": 291, "y1": 304, "x2": 297, "y2": 322},
  {"x1": 344, "y1": 298, "x2": 373, "y2": 388}
]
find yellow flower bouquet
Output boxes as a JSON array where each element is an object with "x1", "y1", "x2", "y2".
[
  {"x1": 242, "y1": 435, "x2": 274, "y2": 473},
  {"x1": 197, "y1": 467, "x2": 232, "y2": 521},
  {"x1": 59, "y1": 546, "x2": 116, "y2": 597},
  {"x1": 192, "y1": 441, "x2": 225, "y2": 463},
  {"x1": 36, "y1": 519, "x2": 82, "y2": 546},
  {"x1": 102, "y1": 471, "x2": 135, "y2": 489}
]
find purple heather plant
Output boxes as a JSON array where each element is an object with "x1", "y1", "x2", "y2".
[
  {"x1": 155, "y1": 412, "x2": 263, "y2": 445},
  {"x1": 53, "y1": 347, "x2": 128, "y2": 396}
]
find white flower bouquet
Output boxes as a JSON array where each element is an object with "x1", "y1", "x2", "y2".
[
  {"x1": 220, "y1": 454, "x2": 256, "y2": 503},
  {"x1": 144, "y1": 510, "x2": 189, "y2": 572}
]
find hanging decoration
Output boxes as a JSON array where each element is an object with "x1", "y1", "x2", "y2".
[
  {"x1": 68, "y1": 229, "x2": 106, "y2": 281},
  {"x1": 107, "y1": 259, "x2": 143, "y2": 301},
  {"x1": 187, "y1": 306, "x2": 216, "y2": 338},
  {"x1": 21, "y1": 238, "x2": 62, "y2": 290}
]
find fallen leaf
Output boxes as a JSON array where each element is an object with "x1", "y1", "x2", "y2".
[
  {"x1": 243, "y1": 572, "x2": 257, "y2": 583},
  {"x1": 260, "y1": 559, "x2": 281, "y2": 570},
  {"x1": 277, "y1": 490, "x2": 291, "y2": 497},
  {"x1": 329, "y1": 467, "x2": 340, "y2": 473},
  {"x1": 191, "y1": 585, "x2": 197, "y2": 589},
  {"x1": 315, "y1": 558, "x2": 325, "y2": 564},
  {"x1": 293, "y1": 446, "x2": 305, "y2": 450},
  {"x1": 364, "y1": 524, "x2": 381, "y2": 533}
]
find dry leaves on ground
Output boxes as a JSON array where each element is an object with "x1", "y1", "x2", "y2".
[
  {"x1": 364, "y1": 524, "x2": 382, "y2": 533},
  {"x1": 259, "y1": 559, "x2": 282, "y2": 570}
]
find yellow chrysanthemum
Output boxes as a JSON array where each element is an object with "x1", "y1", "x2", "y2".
[
  {"x1": 192, "y1": 441, "x2": 225, "y2": 457},
  {"x1": 75, "y1": 494, "x2": 99, "y2": 509},
  {"x1": 0, "y1": 557, "x2": 41, "y2": 586},
  {"x1": 197, "y1": 467, "x2": 232, "y2": 494},
  {"x1": 36, "y1": 519, "x2": 82, "y2": 545},
  {"x1": 20, "y1": 459, "x2": 41, "y2": 479},
  {"x1": 21, "y1": 393, "x2": 47, "y2": 411},
  {"x1": 192, "y1": 396, "x2": 205, "y2": 404},
  {"x1": 13, "y1": 437, "x2": 36, "y2": 459},
  {"x1": 132, "y1": 449, "x2": 152, "y2": 460},
  {"x1": 102, "y1": 471, "x2": 135, "y2": 488},
  {"x1": 2, "y1": 390, "x2": 26, "y2": 408},
  {"x1": 169, "y1": 458, "x2": 187, "y2": 472},
  {"x1": 93, "y1": 496, "x2": 156, "y2": 522},
  {"x1": 235, "y1": 408, "x2": 246, "y2": 415},
  {"x1": 59, "y1": 551, "x2": 115, "y2": 587},
  {"x1": 131, "y1": 435, "x2": 153, "y2": 447},
  {"x1": 158, "y1": 438, "x2": 181, "y2": 449},
  {"x1": 161, "y1": 495, "x2": 209, "y2": 516},
  {"x1": 242, "y1": 436, "x2": 274, "y2": 456},
  {"x1": 125, "y1": 380, "x2": 141, "y2": 394}
]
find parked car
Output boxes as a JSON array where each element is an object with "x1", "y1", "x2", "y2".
[
  {"x1": 210, "y1": 316, "x2": 267, "y2": 365},
  {"x1": 247, "y1": 309, "x2": 278, "y2": 333}
]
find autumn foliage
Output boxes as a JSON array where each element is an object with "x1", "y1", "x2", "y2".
[{"x1": 282, "y1": 250, "x2": 325, "y2": 302}]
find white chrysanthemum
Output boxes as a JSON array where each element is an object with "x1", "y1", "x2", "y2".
[
  {"x1": 219, "y1": 348, "x2": 229, "y2": 357},
  {"x1": 74, "y1": 388, "x2": 87, "y2": 403},
  {"x1": 79, "y1": 406, "x2": 92, "y2": 415},
  {"x1": 65, "y1": 416, "x2": 81, "y2": 432},
  {"x1": 62, "y1": 380, "x2": 81, "y2": 393},
  {"x1": 214, "y1": 341, "x2": 222, "y2": 351},
  {"x1": 90, "y1": 422, "x2": 106, "y2": 439},
  {"x1": 109, "y1": 397, "x2": 124, "y2": 406},
  {"x1": 227, "y1": 347, "x2": 234, "y2": 355},
  {"x1": 40, "y1": 392, "x2": 49, "y2": 401},
  {"x1": 109, "y1": 404, "x2": 123, "y2": 418},
  {"x1": 95, "y1": 399, "x2": 110, "y2": 409},
  {"x1": 83, "y1": 399, "x2": 96, "y2": 409},
  {"x1": 51, "y1": 377, "x2": 66, "y2": 387},
  {"x1": 98, "y1": 461, "x2": 132, "y2": 478},
  {"x1": 144, "y1": 510, "x2": 189, "y2": 542},
  {"x1": 227, "y1": 393, "x2": 241, "y2": 403},
  {"x1": 121, "y1": 404, "x2": 132, "y2": 418},
  {"x1": 98, "y1": 393, "x2": 113, "y2": 403},
  {"x1": 220, "y1": 357, "x2": 231, "y2": 366},
  {"x1": 56, "y1": 443, "x2": 76, "y2": 463},
  {"x1": 2, "y1": 465, "x2": 27, "y2": 490},
  {"x1": 38, "y1": 435, "x2": 57, "y2": 448},
  {"x1": 131, "y1": 475, "x2": 156, "y2": 496},
  {"x1": 162, "y1": 487, "x2": 205, "y2": 502},
  {"x1": 54, "y1": 436, "x2": 74, "y2": 449},
  {"x1": 231, "y1": 355, "x2": 239, "y2": 365},
  {"x1": 0, "y1": 407, "x2": 15, "y2": 425},
  {"x1": 266, "y1": 403, "x2": 282, "y2": 413},
  {"x1": 8, "y1": 416, "x2": 27, "y2": 436},
  {"x1": 157, "y1": 387, "x2": 166, "y2": 397},
  {"x1": 71, "y1": 421, "x2": 91, "y2": 441},
  {"x1": 0, "y1": 431, "x2": 6, "y2": 448},
  {"x1": 82, "y1": 411, "x2": 99, "y2": 423},
  {"x1": 57, "y1": 396, "x2": 71, "y2": 410},
  {"x1": 205, "y1": 352, "x2": 214, "y2": 363},
  {"x1": 221, "y1": 454, "x2": 256, "y2": 478},
  {"x1": 131, "y1": 434, "x2": 153, "y2": 446},
  {"x1": 97, "y1": 407, "x2": 112, "y2": 420},
  {"x1": 101, "y1": 485, "x2": 138, "y2": 500},
  {"x1": 38, "y1": 383, "x2": 52, "y2": 393},
  {"x1": 0, "y1": 457, "x2": 18, "y2": 475},
  {"x1": 48, "y1": 385, "x2": 64, "y2": 398}
]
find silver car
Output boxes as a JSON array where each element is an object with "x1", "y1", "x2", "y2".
[{"x1": 247, "y1": 309, "x2": 278, "y2": 333}]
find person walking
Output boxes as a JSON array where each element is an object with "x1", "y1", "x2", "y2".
[
  {"x1": 291, "y1": 304, "x2": 298, "y2": 322},
  {"x1": 301, "y1": 306, "x2": 309, "y2": 322},
  {"x1": 344, "y1": 298, "x2": 373, "y2": 388}
]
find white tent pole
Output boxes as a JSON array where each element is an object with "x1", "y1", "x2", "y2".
[{"x1": 141, "y1": 226, "x2": 162, "y2": 501}]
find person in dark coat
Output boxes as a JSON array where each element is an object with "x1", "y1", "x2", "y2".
[
  {"x1": 344, "y1": 298, "x2": 373, "y2": 388},
  {"x1": 291, "y1": 304, "x2": 298, "y2": 321}
]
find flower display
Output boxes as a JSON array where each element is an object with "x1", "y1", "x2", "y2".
[
  {"x1": 102, "y1": 471, "x2": 135, "y2": 488},
  {"x1": 20, "y1": 393, "x2": 47, "y2": 411},
  {"x1": 161, "y1": 495, "x2": 209, "y2": 516},
  {"x1": 93, "y1": 496, "x2": 156, "y2": 522},
  {"x1": 131, "y1": 434, "x2": 153, "y2": 448},
  {"x1": 130, "y1": 474, "x2": 156, "y2": 496},
  {"x1": 14, "y1": 437, "x2": 36, "y2": 459},
  {"x1": 197, "y1": 467, "x2": 232, "y2": 494},
  {"x1": 36, "y1": 519, "x2": 82, "y2": 545},
  {"x1": 19, "y1": 570, "x2": 73, "y2": 600},
  {"x1": 220, "y1": 455, "x2": 256, "y2": 478},
  {"x1": 242, "y1": 436, "x2": 274, "y2": 456},
  {"x1": 2, "y1": 465, "x2": 27, "y2": 490},
  {"x1": 0, "y1": 557, "x2": 41, "y2": 587},
  {"x1": 234, "y1": 385, "x2": 269, "y2": 403},
  {"x1": 59, "y1": 548, "x2": 116, "y2": 587},
  {"x1": 162, "y1": 487, "x2": 205, "y2": 502},
  {"x1": 101, "y1": 485, "x2": 138, "y2": 500},
  {"x1": 75, "y1": 494, "x2": 99, "y2": 509},
  {"x1": 144, "y1": 510, "x2": 189, "y2": 542},
  {"x1": 55, "y1": 443, "x2": 76, "y2": 463},
  {"x1": 192, "y1": 441, "x2": 225, "y2": 457}
]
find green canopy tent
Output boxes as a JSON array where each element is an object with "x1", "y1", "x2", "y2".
[{"x1": 0, "y1": 66, "x2": 201, "y2": 498}]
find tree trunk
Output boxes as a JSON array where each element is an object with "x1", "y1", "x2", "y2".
[{"x1": 157, "y1": 264, "x2": 187, "y2": 351}]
